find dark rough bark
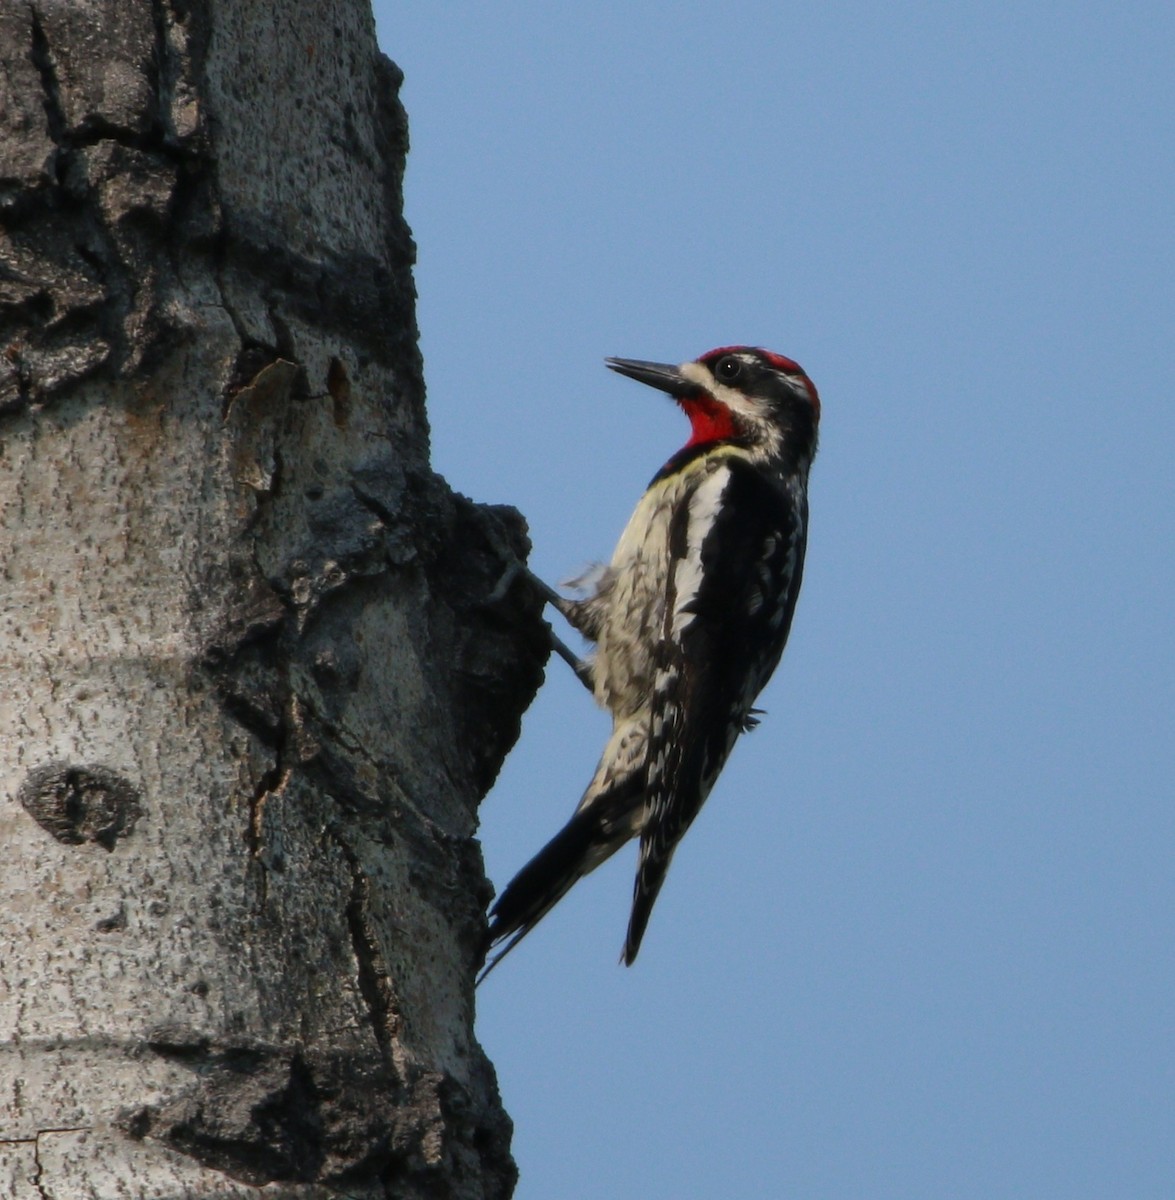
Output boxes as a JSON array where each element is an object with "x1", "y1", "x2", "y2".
[{"x1": 0, "y1": 2, "x2": 543, "y2": 1196}]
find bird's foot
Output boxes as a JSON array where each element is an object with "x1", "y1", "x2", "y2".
[
  {"x1": 484, "y1": 561, "x2": 595, "y2": 693},
  {"x1": 485, "y1": 559, "x2": 564, "y2": 608}
]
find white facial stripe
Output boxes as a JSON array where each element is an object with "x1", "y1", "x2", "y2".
[
  {"x1": 679, "y1": 360, "x2": 715, "y2": 388},
  {"x1": 679, "y1": 359, "x2": 783, "y2": 455}
]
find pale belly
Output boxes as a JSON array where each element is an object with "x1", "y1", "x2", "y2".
[{"x1": 592, "y1": 464, "x2": 704, "y2": 719}]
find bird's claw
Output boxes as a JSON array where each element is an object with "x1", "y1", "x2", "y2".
[{"x1": 483, "y1": 561, "x2": 595, "y2": 693}]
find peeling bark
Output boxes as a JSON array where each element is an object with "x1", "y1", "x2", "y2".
[{"x1": 0, "y1": 1, "x2": 544, "y2": 1196}]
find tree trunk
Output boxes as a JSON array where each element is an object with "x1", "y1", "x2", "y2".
[{"x1": 0, "y1": 1, "x2": 543, "y2": 1196}]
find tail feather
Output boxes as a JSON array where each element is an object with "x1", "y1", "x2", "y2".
[
  {"x1": 478, "y1": 810, "x2": 598, "y2": 985},
  {"x1": 478, "y1": 780, "x2": 642, "y2": 985}
]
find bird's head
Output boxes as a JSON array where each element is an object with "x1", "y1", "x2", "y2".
[{"x1": 606, "y1": 346, "x2": 819, "y2": 471}]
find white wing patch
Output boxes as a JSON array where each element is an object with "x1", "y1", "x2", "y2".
[{"x1": 670, "y1": 468, "x2": 730, "y2": 637}]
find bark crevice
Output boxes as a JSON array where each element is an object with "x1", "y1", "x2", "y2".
[{"x1": 2, "y1": 3, "x2": 539, "y2": 1196}]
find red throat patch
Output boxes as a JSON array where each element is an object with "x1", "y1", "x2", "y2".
[{"x1": 681, "y1": 394, "x2": 736, "y2": 448}]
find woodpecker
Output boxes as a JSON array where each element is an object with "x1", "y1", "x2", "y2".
[{"x1": 481, "y1": 346, "x2": 819, "y2": 979}]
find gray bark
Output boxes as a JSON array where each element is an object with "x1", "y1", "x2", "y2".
[{"x1": 0, "y1": 1, "x2": 545, "y2": 1196}]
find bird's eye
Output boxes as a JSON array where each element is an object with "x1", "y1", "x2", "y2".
[{"x1": 715, "y1": 356, "x2": 742, "y2": 382}]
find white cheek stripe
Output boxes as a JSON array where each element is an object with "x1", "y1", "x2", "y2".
[
  {"x1": 679, "y1": 360, "x2": 783, "y2": 456},
  {"x1": 679, "y1": 361, "x2": 758, "y2": 420},
  {"x1": 671, "y1": 468, "x2": 729, "y2": 636}
]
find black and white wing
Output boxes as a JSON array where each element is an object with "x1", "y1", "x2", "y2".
[{"x1": 623, "y1": 459, "x2": 808, "y2": 964}]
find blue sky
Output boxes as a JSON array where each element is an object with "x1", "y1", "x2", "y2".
[{"x1": 373, "y1": 4, "x2": 1175, "y2": 1197}]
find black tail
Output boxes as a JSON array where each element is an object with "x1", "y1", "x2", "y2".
[
  {"x1": 477, "y1": 810, "x2": 600, "y2": 985},
  {"x1": 478, "y1": 781, "x2": 642, "y2": 985}
]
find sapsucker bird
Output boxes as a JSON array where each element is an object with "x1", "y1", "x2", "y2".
[{"x1": 481, "y1": 346, "x2": 820, "y2": 979}]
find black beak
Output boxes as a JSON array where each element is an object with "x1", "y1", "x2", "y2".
[{"x1": 605, "y1": 357, "x2": 693, "y2": 398}]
